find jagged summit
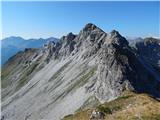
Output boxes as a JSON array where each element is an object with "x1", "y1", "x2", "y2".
[
  {"x1": 107, "y1": 29, "x2": 129, "y2": 47},
  {"x1": 83, "y1": 23, "x2": 97, "y2": 31},
  {"x1": 82, "y1": 23, "x2": 105, "y2": 34},
  {"x1": 110, "y1": 30, "x2": 120, "y2": 37},
  {"x1": 65, "y1": 32, "x2": 76, "y2": 41}
]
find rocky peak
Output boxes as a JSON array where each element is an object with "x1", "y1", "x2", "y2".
[
  {"x1": 61, "y1": 32, "x2": 76, "y2": 42},
  {"x1": 73, "y1": 23, "x2": 107, "y2": 58},
  {"x1": 76, "y1": 23, "x2": 106, "y2": 43},
  {"x1": 66, "y1": 32, "x2": 76, "y2": 40},
  {"x1": 110, "y1": 30, "x2": 120, "y2": 37},
  {"x1": 106, "y1": 30, "x2": 129, "y2": 47},
  {"x1": 83, "y1": 23, "x2": 98, "y2": 31}
]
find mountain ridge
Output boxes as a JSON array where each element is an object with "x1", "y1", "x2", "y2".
[
  {"x1": 1, "y1": 23, "x2": 160, "y2": 120},
  {"x1": 1, "y1": 36, "x2": 59, "y2": 65}
]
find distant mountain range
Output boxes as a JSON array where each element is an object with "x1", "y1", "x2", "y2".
[{"x1": 1, "y1": 36, "x2": 59, "y2": 65}]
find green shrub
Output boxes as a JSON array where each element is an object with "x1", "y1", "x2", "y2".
[
  {"x1": 116, "y1": 95, "x2": 133, "y2": 100},
  {"x1": 97, "y1": 105, "x2": 112, "y2": 114}
]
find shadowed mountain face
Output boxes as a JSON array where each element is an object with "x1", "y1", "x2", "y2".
[
  {"x1": 1, "y1": 36, "x2": 58, "y2": 65},
  {"x1": 1, "y1": 23, "x2": 160, "y2": 120},
  {"x1": 135, "y1": 38, "x2": 160, "y2": 68}
]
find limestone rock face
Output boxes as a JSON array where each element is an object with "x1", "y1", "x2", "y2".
[
  {"x1": 79, "y1": 29, "x2": 160, "y2": 102},
  {"x1": 74, "y1": 23, "x2": 107, "y2": 59},
  {"x1": 94, "y1": 33, "x2": 160, "y2": 101},
  {"x1": 58, "y1": 32, "x2": 77, "y2": 58}
]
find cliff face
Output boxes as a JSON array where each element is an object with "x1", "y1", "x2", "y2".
[{"x1": 2, "y1": 23, "x2": 160, "y2": 120}]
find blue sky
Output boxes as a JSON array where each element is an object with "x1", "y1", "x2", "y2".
[{"x1": 1, "y1": 1, "x2": 160, "y2": 39}]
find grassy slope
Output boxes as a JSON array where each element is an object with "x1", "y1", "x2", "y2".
[{"x1": 63, "y1": 91, "x2": 160, "y2": 120}]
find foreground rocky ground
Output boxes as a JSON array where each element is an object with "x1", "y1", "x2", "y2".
[{"x1": 63, "y1": 91, "x2": 160, "y2": 120}]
